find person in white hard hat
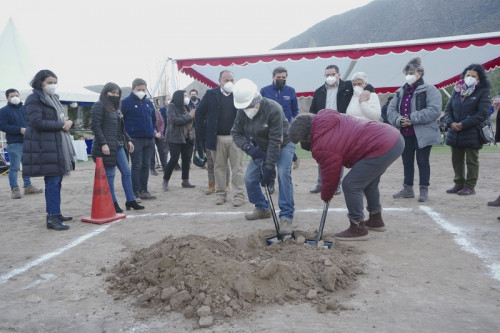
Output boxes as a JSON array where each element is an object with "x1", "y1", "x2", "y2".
[{"x1": 231, "y1": 78, "x2": 295, "y2": 235}]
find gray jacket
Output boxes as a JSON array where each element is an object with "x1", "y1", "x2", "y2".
[
  {"x1": 231, "y1": 98, "x2": 289, "y2": 171},
  {"x1": 387, "y1": 80, "x2": 442, "y2": 148}
]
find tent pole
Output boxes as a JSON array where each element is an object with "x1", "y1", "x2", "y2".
[
  {"x1": 440, "y1": 87, "x2": 451, "y2": 98},
  {"x1": 151, "y1": 57, "x2": 171, "y2": 98},
  {"x1": 343, "y1": 60, "x2": 358, "y2": 79}
]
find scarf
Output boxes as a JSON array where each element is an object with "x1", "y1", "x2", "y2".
[
  {"x1": 454, "y1": 79, "x2": 478, "y2": 98},
  {"x1": 45, "y1": 93, "x2": 76, "y2": 175}
]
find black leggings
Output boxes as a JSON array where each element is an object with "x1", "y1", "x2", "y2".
[{"x1": 163, "y1": 141, "x2": 193, "y2": 181}]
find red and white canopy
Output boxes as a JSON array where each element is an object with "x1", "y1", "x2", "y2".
[{"x1": 176, "y1": 32, "x2": 500, "y2": 96}]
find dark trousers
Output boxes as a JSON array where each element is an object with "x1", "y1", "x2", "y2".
[
  {"x1": 130, "y1": 137, "x2": 155, "y2": 193},
  {"x1": 151, "y1": 138, "x2": 168, "y2": 171},
  {"x1": 163, "y1": 141, "x2": 193, "y2": 181},
  {"x1": 401, "y1": 135, "x2": 431, "y2": 187}
]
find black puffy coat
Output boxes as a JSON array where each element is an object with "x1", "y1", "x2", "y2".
[
  {"x1": 91, "y1": 101, "x2": 131, "y2": 167},
  {"x1": 22, "y1": 89, "x2": 68, "y2": 177},
  {"x1": 444, "y1": 86, "x2": 490, "y2": 149}
]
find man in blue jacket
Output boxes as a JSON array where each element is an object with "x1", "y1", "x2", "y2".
[
  {"x1": 122, "y1": 78, "x2": 157, "y2": 200},
  {"x1": 0, "y1": 88, "x2": 43, "y2": 199}
]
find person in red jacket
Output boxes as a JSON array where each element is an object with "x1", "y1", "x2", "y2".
[{"x1": 289, "y1": 110, "x2": 404, "y2": 240}]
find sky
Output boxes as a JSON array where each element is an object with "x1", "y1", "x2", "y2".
[{"x1": 0, "y1": 0, "x2": 374, "y2": 94}]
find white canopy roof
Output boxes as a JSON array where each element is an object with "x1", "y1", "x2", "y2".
[{"x1": 175, "y1": 32, "x2": 500, "y2": 96}]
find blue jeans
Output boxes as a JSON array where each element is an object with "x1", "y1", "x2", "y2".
[
  {"x1": 401, "y1": 135, "x2": 431, "y2": 186},
  {"x1": 44, "y1": 175, "x2": 62, "y2": 216},
  {"x1": 245, "y1": 142, "x2": 295, "y2": 221},
  {"x1": 6, "y1": 143, "x2": 31, "y2": 189},
  {"x1": 105, "y1": 147, "x2": 135, "y2": 203},
  {"x1": 130, "y1": 137, "x2": 155, "y2": 193}
]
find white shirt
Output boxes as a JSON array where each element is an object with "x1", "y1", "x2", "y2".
[{"x1": 346, "y1": 92, "x2": 382, "y2": 121}]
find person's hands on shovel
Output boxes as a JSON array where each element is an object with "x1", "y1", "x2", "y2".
[
  {"x1": 260, "y1": 167, "x2": 276, "y2": 187},
  {"x1": 245, "y1": 145, "x2": 266, "y2": 160}
]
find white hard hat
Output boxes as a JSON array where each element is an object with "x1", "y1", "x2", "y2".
[{"x1": 233, "y1": 78, "x2": 258, "y2": 109}]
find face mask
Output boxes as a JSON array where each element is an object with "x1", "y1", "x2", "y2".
[
  {"x1": 243, "y1": 107, "x2": 259, "y2": 119},
  {"x1": 184, "y1": 97, "x2": 190, "y2": 105},
  {"x1": 300, "y1": 141, "x2": 311, "y2": 151},
  {"x1": 353, "y1": 86, "x2": 363, "y2": 96},
  {"x1": 134, "y1": 91, "x2": 146, "y2": 100},
  {"x1": 325, "y1": 76, "x2": 337, "y2": 86},
  {"x1": 275, "y1": 79, "x2": 286, "y2": 89},
  {"x1": 223, "y1": 82, "x2": 234, "y2": 93},
  {"x1": 405, "y1": 74, "x2": 417, "y2": 86},
  {"x1": 108, "y1": 95, "x2": 120, "y2": 107},
  {"x1": 190, "y1": 95, "x2": 197, "y2": 101},
  {"x1": 44, "y1": 84, "x2": 57, "y2": 95},
  {"x1": 10, "y1": 96, "x2": 21, "y2": 105},
  {"x1": 464, "y1": 76, "x2": 477, "y2": 87}
]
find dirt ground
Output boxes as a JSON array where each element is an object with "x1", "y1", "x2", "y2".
[{"x1": 0, "y1": 148, "x2": 499, "y2": 332}]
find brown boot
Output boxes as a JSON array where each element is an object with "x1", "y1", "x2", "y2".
[
  {"x1": 487, "y1": 195, "x2": 500, "y2": 207},
  {"x1": 226, "y1": 181, "x2": 230, "y2": 191},
  {"x1": 334, "y1": 220, "x2": 368, "y2": 241},
  {"x1": 182, "y1": 180, "x2": 195, "y2": 188},
  {"x1": 364, "y1": 211, "x2": 386, "y2": 232},
  {"x1": 205, "y1": 182, "x2": 215, "y2": 195}
]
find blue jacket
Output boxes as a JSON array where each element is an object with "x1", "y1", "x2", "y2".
[
  {"x1": 0, "y1": 102, "x2": 26, "y2": 144},
  {"x1": 121, "y1": 93, "x2": 156, "y2": 139},
  {"x1": 260, "y1": 83, "x2": 298, "y2": 122},
  {"x1": 195, "y1": 87, "x2": 237, "y2": 151}
]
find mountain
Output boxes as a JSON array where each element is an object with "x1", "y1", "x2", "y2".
[{"x1": 275, "y1": 0, "x2": 500, "y2": 49}]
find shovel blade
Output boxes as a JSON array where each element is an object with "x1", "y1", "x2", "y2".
[
  {"x1": 305, "y1": 238, "x2": 333, "y2": 249},
  {"x1": 266, "y1": 232, "x2": 295, "y2": 246}
]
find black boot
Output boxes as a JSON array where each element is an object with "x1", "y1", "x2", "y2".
[
  {"x1": 113, "y1": 202, "x2": 123, "y2": 213},
  {"x1": 125, "y1": 200, "x2": 145, "y2": 210},
  {"x1": 46, "y1": 215, "x2": 70, "y2": 231},
  {"x1": 59, "y1": 214, "x2": 73, "y2": 222}
]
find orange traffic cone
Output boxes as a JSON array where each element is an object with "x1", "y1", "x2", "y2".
[{"x1": 81, "y1": 157, "x2": 126, "y2": 224}]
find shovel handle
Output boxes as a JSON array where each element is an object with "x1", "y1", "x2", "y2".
[{"x1": 315, "y1": 201, "x2": 330, "y2": 244}]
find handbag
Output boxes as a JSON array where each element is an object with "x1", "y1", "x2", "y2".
[{"x1": 480, "y1": 123, "x2": 494, "y2": 144}]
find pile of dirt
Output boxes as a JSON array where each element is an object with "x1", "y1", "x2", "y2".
[{"x1": 106, "y1": 231, "x2": 364, "y2": 327}]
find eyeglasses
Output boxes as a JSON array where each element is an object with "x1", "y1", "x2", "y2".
[{"x1": 324, "y1": 73, "x2": 338, "y2": 78}]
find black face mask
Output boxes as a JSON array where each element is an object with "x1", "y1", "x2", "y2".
[
  {"x1": 190, "y1": 96, "x2": 197, "y2": 102},
  {"x1": 300, "y1": 141, "x2": 311, "y2": 151},
  {"x1": 275, "y1": 79, "x2": 286, "y2": 89},
  {"x1": 108, "y1": 95, "x2": 120, "y2": 107}
]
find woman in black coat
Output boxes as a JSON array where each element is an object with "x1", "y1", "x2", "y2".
[
  {"x1": 444, "y1": 64, "x2": 491, "y2": 196},
  {"x1": 162, "y1": 90, "x2": 196, "y2": 190},
  {"x1": 22, "y1": 70, "x2": 76, "y2": 231},
  {"x1": 91, "y1": 82, "x2": 144, "y2": 212}
]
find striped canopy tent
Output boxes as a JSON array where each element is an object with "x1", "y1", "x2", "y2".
[{"x1": 175, "y1": 32, "x2": 500, "y2": 96}]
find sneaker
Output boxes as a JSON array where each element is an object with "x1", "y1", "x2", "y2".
[
  {"x1": 11, "y1": 187, "x2": 21, "y2": 199},
  {"x1": 292, "y1": 159, "x2": 300, "y2": 170},
  {"x1": 334, "y1": 185, "x2": 342, "y2": 195},
  {"x1": 418, "y1": 185, "x2": 428, "y2": 202},
  {"x1": 233, "y1": 198, "x2": 245, "y2": 207},
  {"x1": 310, "y1": 184, "x2": 321, "y2": 194},
  {"x1": 162, "y1": 181, "x2": 169, "y2": 191},
  {"x1": 457, "y1": 187, "x2": 475, "y2": 196},
  {"x1": 446, "y1": 185, "x2": 463, "y2": 194},
  {"x1": 215, "y1": 196, "x2": 226, "y2": 205},
  {"x1": 23, "y1": 185, "x2": 43, "y2": 195},
  {"x1": 393, "y1": 184, "x2": 415, "y2": 198},
  {"x1": 134, "y1": 191, "x2": 142, "y2": 203},
  {"x1": 244, "y1": 208, "x2": 271, "y2": 220},
  {"x1": 139, "y1": 190, "x2": 157, "y2": 200},
  {"x1": 278, "y1": 220, "x2": 293, "y2": 235}
]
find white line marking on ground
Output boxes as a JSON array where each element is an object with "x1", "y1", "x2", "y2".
[
  {"x1": 0, "y1": 222, "x2": 116, "y2": 285},
  {"x1": 420, "y1": 205, "x2": 500, "y2": 282}
]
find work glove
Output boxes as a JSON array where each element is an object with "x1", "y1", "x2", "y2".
[
  {"x1": 260, "y1": 167, "x2": 276, "y2": 187},
  {"x1": 245, "y1": 145, "x2": 266, "y2": 160}
]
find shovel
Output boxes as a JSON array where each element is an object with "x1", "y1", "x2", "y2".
[
  {"x1": 306, "y1": 201, "x2": 333, "y2": 249},
  {"x1": 253, "y1": 159, "x2": 295, "y2": 245}
]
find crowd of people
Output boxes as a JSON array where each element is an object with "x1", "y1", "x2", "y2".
[{"x1": 1, "y1": 58, "x2": 498, "y2": 235}]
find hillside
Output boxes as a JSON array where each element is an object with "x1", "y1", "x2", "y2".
[{"x1": 275, "y1": 0, "x2": 500, "y2": 49}]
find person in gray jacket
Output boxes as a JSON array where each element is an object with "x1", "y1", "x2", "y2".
[
  {"x1": 231, "y1": 79, "x2": 295, "y2": 235},
  {"x1": 387, "y1": 57, "x2": 442, "y2": 202}
]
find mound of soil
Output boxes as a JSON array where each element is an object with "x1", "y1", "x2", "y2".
[{"x1": 107, "y1": 231, "x2": 364, "y2": 327}]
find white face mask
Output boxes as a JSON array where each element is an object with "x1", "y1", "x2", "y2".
[
  {"x1": 243, "y1": 107, "x2": 259, "y2": 119},
  {"x1": 44, "y1": 84, "x2": 57, "y2": 95},
  {"x1": 325, "y1": 76, "x2": 337, "y2": 86},
  {"x1": 183, "y1": 97, "x2": 190, "y2": 105},
  {"x1": 223, "y1": 82, "x2": 234, "y2": 93},
  {"x1": 10, "y1": 96, "x2": 21, "y2": 105},
  {"x1": 353, "y1": 86, "x2": 363, "y2": 96},
  {"x1": 464, "y1": 76, "x2": 477, "y2": 87},
  {"x1": 405, "y1": 74, "x2": 417, "y2": 86},
  {"x1": 134, "y1": 91, "x2": 146, "y2": 100}
]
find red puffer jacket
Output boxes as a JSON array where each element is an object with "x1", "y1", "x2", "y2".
[{"x1": 311, "y1": 109, "x2": 401, "y2": 202}]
